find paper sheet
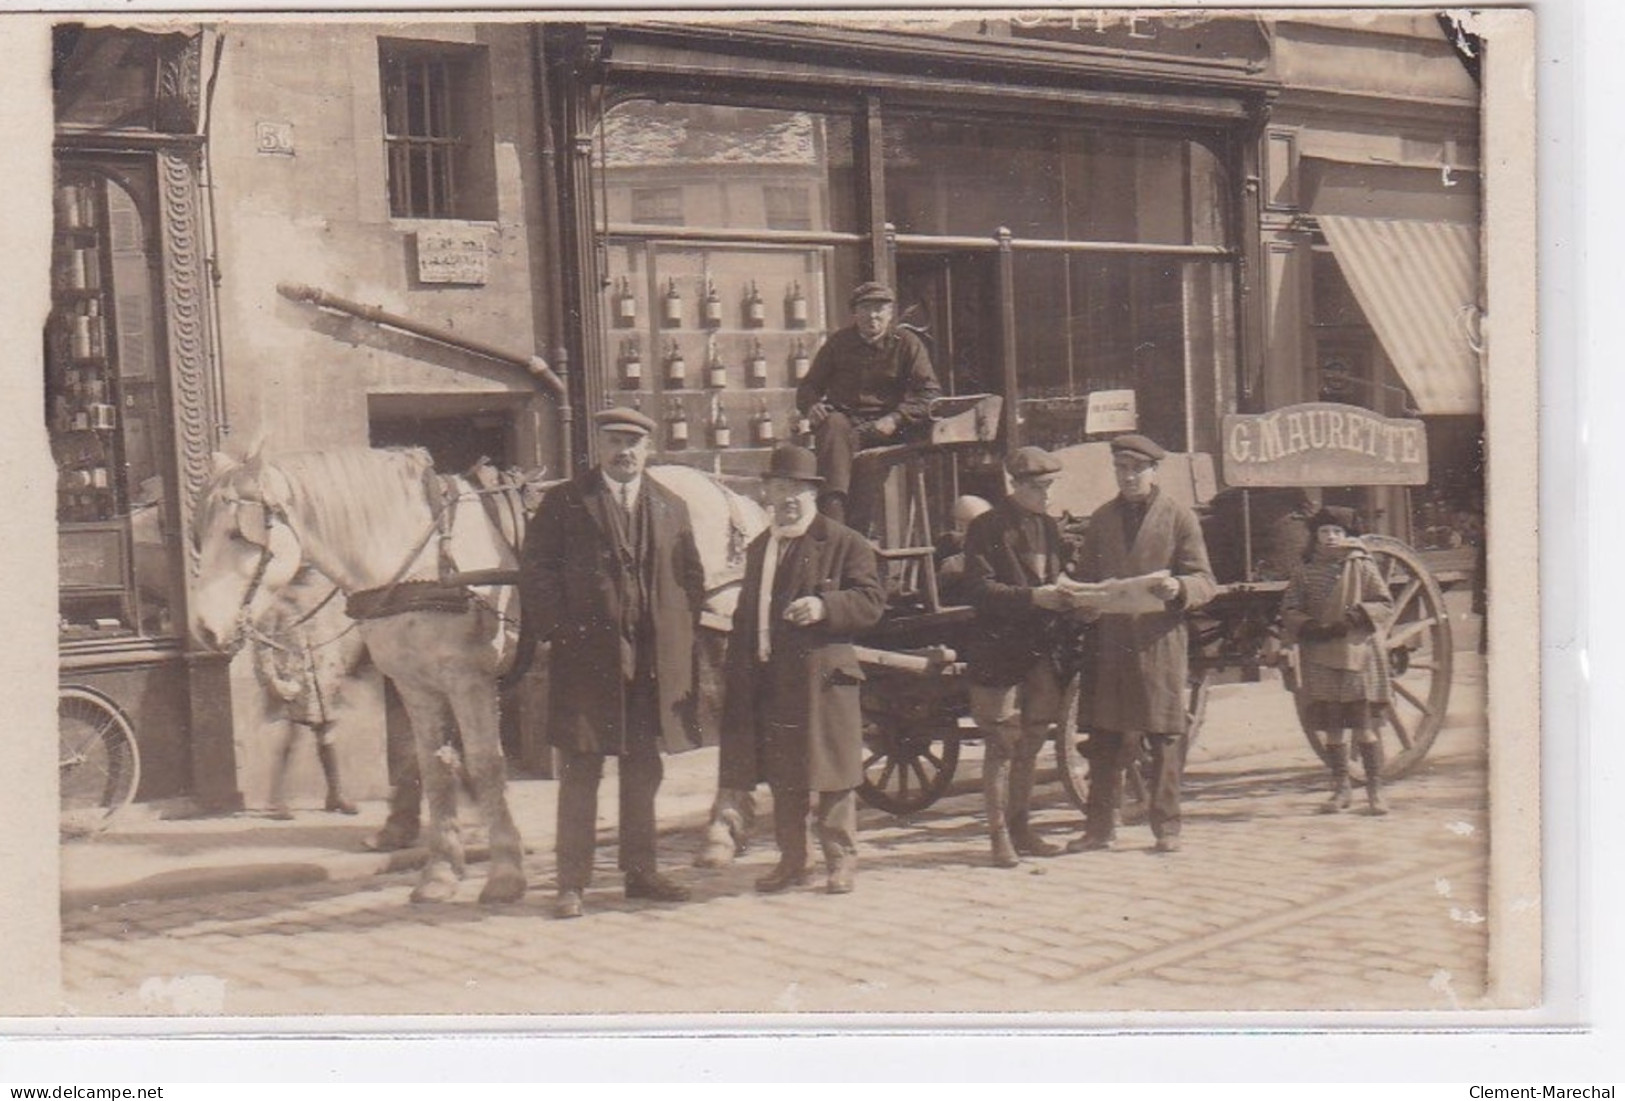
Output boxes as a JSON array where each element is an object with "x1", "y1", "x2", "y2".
[{"x1": 1057, "y1": 569, "x2": 1172, "y2": 614}]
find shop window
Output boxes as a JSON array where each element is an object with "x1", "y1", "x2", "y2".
[
  {"x1": 884, "y1": 115, "x2": 1229, "y2": 246},
  {"x1": 49, "y1": 164, "x2": 182, "y2": 641},
  {"x1": 1012, "y1": 253, "x2": 1234, "y2": 453},
  {"x1": 631, "y1": 187, "x2": 685, "y2": 226},
  {"x1": 379, "y1": 39, "x2": 498, "y2": 220}
]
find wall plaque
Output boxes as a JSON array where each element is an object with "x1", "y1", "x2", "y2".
[{"x1": 416, "y1": 228, "x2": 491, "y2": 285}]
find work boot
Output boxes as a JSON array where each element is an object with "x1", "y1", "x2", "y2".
[
  {"x1": 984, "y1": 753, "x2": 1020, "y2": 868},
  {"x1": 1358, "y1": 739, "x2": 1389, "y2": 815},
  {"x1": 754, "y1": 862, "x2": 810, "y2": 894},
  {"x1": 1007, "y1": 738, "x2": 1062, "y2": 857},
  {"x1": 1320, "y1": 742, "x2": 1352, "y2": 814},
  {"x1": 316, "y1": 736, "x2": 358, "y2": 815},
  {"x1": 696, "y1": 788, "x2": 754, "y2": 867}
]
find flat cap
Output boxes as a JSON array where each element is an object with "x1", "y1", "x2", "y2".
[
  {"x1": 849, "y1": 281, "x2": 895, "y2": 307},
  {"x1": 593, "y1": 405, "x2": 656, "y2": 437},
  {"x1": 1005, "y1": 445, "x2": 1063, "y2": 480},
  {"x1": 1110, "y1": 433, "x2": 1167, "y2": 462}
]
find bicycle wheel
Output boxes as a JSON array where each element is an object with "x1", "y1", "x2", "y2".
[{"x1": 59, "y1": 685, "x2": 141, "y2": 836}]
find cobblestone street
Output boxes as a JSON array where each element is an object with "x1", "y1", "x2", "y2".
[{"x1": 61, "y1": 656, "x2": 1491, "y2": 1018}]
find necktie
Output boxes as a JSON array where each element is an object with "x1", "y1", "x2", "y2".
[{"x1": 620, "y1": 481, "x2": 632, "y2": 513}]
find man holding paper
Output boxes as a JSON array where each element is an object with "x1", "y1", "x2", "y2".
[{"x1": 1068, "y1": 433, "x2": 1216, "y2": 855}]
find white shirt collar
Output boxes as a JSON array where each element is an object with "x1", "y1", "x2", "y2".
[{"x1": 604, "y1": 470, "x2": 642, "y2": 505}]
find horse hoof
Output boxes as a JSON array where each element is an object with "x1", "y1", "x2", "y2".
[
  {"x1": 478, "y1": 871, "x2": 527, "y2": 905},
  {"x1": 410, "y1": 879, "x2": 459, "y2": 904}
]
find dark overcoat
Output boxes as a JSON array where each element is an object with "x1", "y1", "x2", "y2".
[
  {"x1": 718, "y1": 515, "x2": 886, "y2": 792},
  {"x1": 1076, "y1": 487, "x2": 1217, "y2": 735},
  {"x1": 960, "y1": 498, "x2": 1069, "y2": 687},
  {"x1": 520, "y1": 470, "x2": 705, "y2": 755}
]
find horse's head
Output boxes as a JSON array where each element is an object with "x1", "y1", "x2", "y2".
[{"x1": 191, "y1": 449, "x2": 305, "y2": 652}]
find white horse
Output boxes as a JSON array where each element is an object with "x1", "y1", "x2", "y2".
[{"x1": 191, "y1": 445, "x2": 766, "y2": 905}]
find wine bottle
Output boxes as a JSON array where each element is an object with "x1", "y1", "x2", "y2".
[
  {"x1": 786, "y1": 280, "x2": 808, "y2": 327},
  {"x1": 752, "y1": 398, "x2": 777, "y2": 446},
  {"x1": 710, "y1": 394, "x2": 731, "y2": 449},
  {"x1": 705, "y1": 341, "x2": 727, "y2": 389},
  {"x1": 702, "y1": 278, "x2": 722, "y2": 328},
  {"x1": 744, "y1": 280, "x2": 765, "y2": 327},
  {"x1": 620, "y1": 337, "x2": 643, "y2": 388},
  {"x1": 662, "y1": 276, "x2": 683, "y2": 327},
  {"x1": 615, "y1": 276, "x2": 637, "y2": 324},
  {"x1": 747, "y1": 338, "x2": 768, "y2": 387},
  {"x1": 791, "y1": 338, "x2": 810, "y2": 382},
  {"x1": 667, "y1": 398, "x2": 690, "y2": 449},
  {"x1": 664, "y1": 339, "x2": 686, "y2": 387}
]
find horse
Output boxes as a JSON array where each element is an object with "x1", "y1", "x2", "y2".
[{"x1": 192, "y1": 444, "x2": 767, "y2": 905}]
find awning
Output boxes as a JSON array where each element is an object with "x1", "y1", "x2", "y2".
[{"x1": 1317, "y1": 215, "x2": 1482, "y2": 416}]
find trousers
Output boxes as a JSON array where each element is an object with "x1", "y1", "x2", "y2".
[
  {"x1": 768, "y1": 785, "x2": 858, "y2": 874},
  {"x1": 554, "y1": 675, "x2": 664, "y2": 891},
  {"x1": 970, "y1": 662, "x2": 1065, "y2": 837},
  {"x1": 1084, "y1": 729, "x2": 1184, "y2": 841}
]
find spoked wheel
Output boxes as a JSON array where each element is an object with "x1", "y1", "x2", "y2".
[
  {"x1": 1056, "y1": 669, "x2": 1214, "y2": 814},
  {"x1": 1299, "y1": 535, "x2": 1454, "y2": 781},
  {"x1": 59, "y1": 685, "x2": 142, "y2": 837},
  {"x1": 857, "y1": 676, "x2": 962, "y2": 815}
]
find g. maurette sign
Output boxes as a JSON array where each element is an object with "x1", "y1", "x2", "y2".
[{"x1": 1222, "y1": 402, "x2": 1429, "y2": 488}]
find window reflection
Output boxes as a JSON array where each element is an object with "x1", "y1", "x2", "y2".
[{"x1": 885, "y1": 115, "x2": 1229, "y2": 245}]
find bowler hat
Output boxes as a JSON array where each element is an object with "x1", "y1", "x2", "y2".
[
  {"x1": 762, "y1": 443, "x2": 823, "y2": 484},
  {"x1": 849, "y1": 282, "x2": 895, "y2": 308},
  {"x1": 594, "y1": 406, "x2": 656, "y2": 437},
  {"x1": 1110, "y1": 433, "x2": 1167, "y2": 463},
  {"x1": 1306, "y1": 505, "x2": 1362, "y2": 537},
  {"x1": 1005, "y1": 446, "x2": 1063, "y2": 480}
]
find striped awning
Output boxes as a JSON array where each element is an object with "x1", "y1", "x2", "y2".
[{"x1": 1317, "y1": 215, "x2": 1483, "y2": 416}]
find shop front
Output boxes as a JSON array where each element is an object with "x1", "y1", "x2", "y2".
[
  {"x1": 50, "y1": 24, "x2": 237, "y2": 809},
  {"x1": 542, "y1": 16, "x2": 1275, "y2": 510}
]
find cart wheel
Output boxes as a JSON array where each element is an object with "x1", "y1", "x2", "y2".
[
  {"x1": 59, "y1": 685, "x2": 141, "y2": 837},
  {"x1": 858, "y1": 703, "x2": 960, "y2": 816},
  {"x1": 1055, "y1": 669, "x2": 1212, "y2": 813},
  {"x1": 1298, "y1": 535, "x2": 1454, "y2": 781}
]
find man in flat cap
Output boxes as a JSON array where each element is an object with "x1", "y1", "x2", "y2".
[
  {"x1": 718, "y1": 444, "x2": 886, "y2": 895},
  {"x1": 961, "y1": 446, "x2": 1077, "y2": 868},
  {"x1": 795, "y1": 281, "x2": 941, "y2": 525},
  {"x1": 521, "y1": 406, "x2": 707, "y2": 919},
  {"x1": 1069, "y1": 433, "x2": 1216, "y2": 855}
]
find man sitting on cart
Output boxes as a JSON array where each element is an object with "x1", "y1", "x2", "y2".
[
  {"x1": 1069, "y1": 433, "x2": 1217, "y2": 855},
  {"x1": 795, "y1": 281, "x2": 941, "y2": 525}
]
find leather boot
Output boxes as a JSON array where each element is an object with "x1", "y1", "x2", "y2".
[
  {"x1": 984, "y1": 754, "x2": 1020, "y2": 868},
  {"x1": 316, "y1": 733, "x2": 359, "y2": 815},
  {"x1": 1359, "y1": 739, "x2": 1389, "y2": 815},
  {"x1": 1007, "y1": 736, "x2": 1061, "y2": 857},
  {"x1": 1320, "y1": 742, "x2": 1352, "y2": 814}
]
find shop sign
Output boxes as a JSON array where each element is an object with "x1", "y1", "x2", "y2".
[
  {"x1": 1222, "y1": 402, "x2": 1428, "y2": 488},
  {"x1": 1085, "y1": 389, "x2": 1137, "y2": 434},
  {"x1": 1004, "y1": 12, "x2": 1269, "y2": 65},
  {"x1": 416, "y1": 228, "x2": 491, "y2": 285}
]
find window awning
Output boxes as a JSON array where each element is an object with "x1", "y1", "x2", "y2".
[{"x1": 1317, "y1": 215, "x2": 1482, "y2": 416}]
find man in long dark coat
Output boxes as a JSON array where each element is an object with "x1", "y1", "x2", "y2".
[
  {"x1": 1069, "y1": 433, "x2": 1216, "y2": 855},
  {"x1": 719, "y1": 444, "x2": 886, "y2": 895},
  {"x1": 521, "y1": 407, "x2": 706, "y2": 919}
]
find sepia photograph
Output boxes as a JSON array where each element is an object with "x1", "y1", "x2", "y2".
[{"x1": 4, "y1": 5, "x2": 1542, "y2": 1024}]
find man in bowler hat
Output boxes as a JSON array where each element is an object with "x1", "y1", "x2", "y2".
[
  {"x1": 521, "y1": 406, "x2": 707, "y2": 919},
  {"x1": 961, "y1": 447, "x2": 1075, "y2": 868},
  {"x1": 1070, "y1": 433, "x2": 1216, "y2": 854},
  {"x1": 718, "y1": 444, "x2": 886, "y2": 895},
  {"x1": 795, "y1": 282, "x2": 941, "y2": 524}
]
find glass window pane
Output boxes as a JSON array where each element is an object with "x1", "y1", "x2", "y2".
[
  {"x1": 1013, "y1": 254, "x2": 1233, "y2": 452},
  {"x1": 600, "y1": 101, "x2": 857, "y2": 234},
  {"x1": 887, "y1": 115, "x2": 1229, "y2": 246}
]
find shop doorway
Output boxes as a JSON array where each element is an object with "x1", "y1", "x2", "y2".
[{"x1": 894, "y1": 250, "x2": 1005, "y2": 511}]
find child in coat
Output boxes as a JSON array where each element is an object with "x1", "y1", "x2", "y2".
[{"x1": 1281, "y1": 507, "x2": 1395, "y2": 814}]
